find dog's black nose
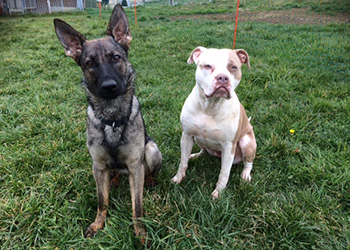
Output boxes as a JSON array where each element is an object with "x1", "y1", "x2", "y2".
[
  {"x1": 102, "y1": 80, "x2": 117, "y2": 91},
  {"x1": 215, "y1": 74, "x2": 229, "y2": 85}
]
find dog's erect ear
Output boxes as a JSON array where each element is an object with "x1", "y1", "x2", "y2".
[
  {"x1": 234, "y1": 49, "x2": 251, "y2": 68},
  {"x1": 106, "y1": 4, "x2": 132, "y2": 49},
  {"x1": 187, "y1": 46, "x2": 207, "y2": 65},
  {"x1": 54, "y1": 19, "x2": 86, "y2": 62}
]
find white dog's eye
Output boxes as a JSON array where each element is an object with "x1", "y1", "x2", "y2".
[
  {"x1": 203, "y1": 64, "x2": 212, "y2": 70},
  {"x1": 231, "y1": 66, "x2": 238, "y2": 71}
]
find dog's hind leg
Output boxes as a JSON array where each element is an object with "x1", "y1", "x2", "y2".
[
  {"x1": 239, "y1": 132, "x2": 256, "y2": 182},
  {"x1": 241, "y1": 162, "x2": 253, "y2": 182},
  {"x1": 144, "y1": 138, "x2": 162, "y2": 189}
]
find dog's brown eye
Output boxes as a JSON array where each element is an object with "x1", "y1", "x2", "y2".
[
  {"x1": 112, "y1": 55, "x2": 121, "y2": 62},
  {"x1": 86, "y1": 60, "x2": 95, "y2": 68},
  {"x1": 231, "y1": 66, "x2": 238, "y2": 71}
]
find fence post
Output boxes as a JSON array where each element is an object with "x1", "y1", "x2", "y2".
[
  {"x1": 77, "y1": 0, "x2": 84, "y2": 11},
  {"x1": 47, "y1": 0, "x2": 51, "y2": 14},
  {"x1": 21, "y1": 0, "x2": 25, "y2": 13}
]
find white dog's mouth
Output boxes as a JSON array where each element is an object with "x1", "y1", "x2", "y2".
[{"x1": 205, "y1": 86, "x2": 231, "y2": 99}]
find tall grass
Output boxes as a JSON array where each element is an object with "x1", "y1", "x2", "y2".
[{"x1": 0, "y1": 1, "x2": 349, "y2": 249}]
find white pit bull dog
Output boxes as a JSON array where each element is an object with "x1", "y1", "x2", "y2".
[{"x1": 171, "y1": 47, "x2": 257, "y2": 200}]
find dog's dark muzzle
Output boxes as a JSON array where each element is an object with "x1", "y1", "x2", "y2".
[
  {"x1": 91, "y1": 62, "x2": 126, "y2": 99},
  {"x1": 96, "y1": 79, "x2": 124, "y2": 99},
  {"x1": 96, "y1": 61, "x2": 126, "y2": 99},
  {"x1": 102, "y1": 79, "x2": 118, "y2": 91}
]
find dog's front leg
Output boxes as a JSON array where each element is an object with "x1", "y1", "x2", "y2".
[
  {"x1": 84, "y1": 164, "x2": 110, "y2": 237},
  {"x1": 128, "y1": 162, "x2": 147, "y2": 245},
  {"x1": 171, "y1": 132, "x2": 194, "y2": 184},
  {"x1": 211, "y1": 143, "x2": 236, "y2": 200}
]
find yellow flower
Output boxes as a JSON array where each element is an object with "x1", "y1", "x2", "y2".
[{"x1": 290, "y1": 129, "x2": 295, "y2": 134}]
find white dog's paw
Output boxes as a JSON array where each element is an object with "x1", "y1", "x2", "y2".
[
  {"x1": 171, "y1": 174, "x2": 185, "y2": 184},
  {"x1": 189, "y1": 153, "x2": 199, "y2": 159},
  {"x1": 240, "y1": 172, "x2": 252, "y2": 182},
  {"x1": 189, "y1": 149, "x2": 204, "y2": 160},
  {"x1": 211, "y1": 189, "x2": 220, "y2": 200}
]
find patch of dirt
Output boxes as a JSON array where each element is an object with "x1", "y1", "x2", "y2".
[{"x1": 170, "y1": 8, "x2": 350, "y2": 25}]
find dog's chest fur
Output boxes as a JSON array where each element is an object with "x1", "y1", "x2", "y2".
[
  {"x1": 86, "y1": 95, "x2": 142, "y2": 155},
  {"x1": 87, "y1": 106, "x2": 125, "y2": 151},
  {"x1": 181, "y1": 88, "x2": 241, "y2": 151}
]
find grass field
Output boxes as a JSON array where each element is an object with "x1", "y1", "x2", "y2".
[{"x1": 0, "y1": 0, "x2": 349, "y2": 249}]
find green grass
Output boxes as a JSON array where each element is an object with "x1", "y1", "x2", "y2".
[{"x1": 1, "y1": 1, "x2": 349, "y2": 249}]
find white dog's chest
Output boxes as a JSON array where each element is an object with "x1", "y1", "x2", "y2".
[{"x1": 182, "y1": 111, "x2": 239, "y2": 151}]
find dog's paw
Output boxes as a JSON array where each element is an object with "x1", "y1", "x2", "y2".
[
  {"x1": 189, "y1": 153, "x2": 199, "y2": 159},
  {"x1": 189, "y1": 149, "x2": 204, "y2": 160},
  {"x1": 110, "y1": 173, "x2": 121, "y2": 189},
  {"x1": 211, "y1": 189, "x2": 220, "y2": 200},
  {"x1": 84, "y1": 222, "x2": 103, "y2": 238},
  {"x1": 135, "y1": 225, "x2": 151, "y2": 247},
  {"x1": 240, "y1": 172, "x2": 252, "y2": 182},
  {"x1": 171, "y1": 174, "x2": 185, "y2": 184},
  {"x1": 84, "y1": 226, "x2": 98, "y2": 238},
  {"x1": 145, "y1": 175, "x2": 158, "y2": 190}
]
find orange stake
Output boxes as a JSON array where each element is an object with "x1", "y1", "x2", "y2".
[
  {"x1": 134, "y1": 0, "x2": 137, "y2": 26},
  {"x1": 99, "y1": 1, "x2": 101, "y2": 18},
  {"x1": 233, "y1": 0, "x2": 240, "y2": 49}
]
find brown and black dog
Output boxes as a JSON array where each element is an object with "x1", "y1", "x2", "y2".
[{"x1": 54, "y1": 4, "x2": 162, "y2": 244}]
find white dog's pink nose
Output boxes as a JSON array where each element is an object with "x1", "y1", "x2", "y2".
[{"x1": 215, "y1": 74, "x2": 229, "y2": 85}]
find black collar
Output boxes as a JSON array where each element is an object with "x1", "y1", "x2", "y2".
[{"x1": 99, "y1": 116, "x2": 128, "y2": 132}]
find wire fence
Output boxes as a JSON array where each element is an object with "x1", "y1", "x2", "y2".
[{"x1": 1, "y1": 0, "x2": 84, "y2": 14}]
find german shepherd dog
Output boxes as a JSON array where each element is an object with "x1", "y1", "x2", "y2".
[{"x1": 54, "y1": 4, "x2": 162, "y2": 244}]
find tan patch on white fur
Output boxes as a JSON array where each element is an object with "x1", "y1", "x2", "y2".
[{"x1": 232, "y1": 104, "x2": 249, "y2": 149}]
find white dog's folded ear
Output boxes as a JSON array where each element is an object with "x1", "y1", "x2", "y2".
[
  {"x1": 235, "y1": 49, "x2": 251, "y2": 68},
  {"x1": 187, "y1": 46, "x2": 207, "y2": 65}
]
